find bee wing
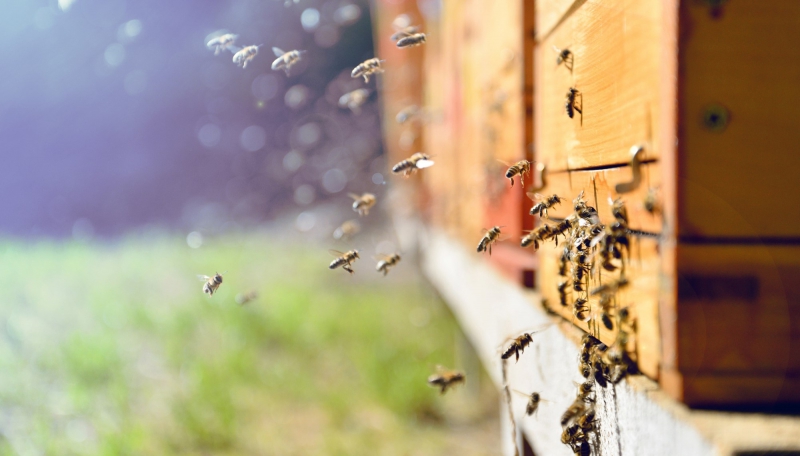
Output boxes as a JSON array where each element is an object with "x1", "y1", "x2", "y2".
[
  {"x1": 227, "y1": 45, "x2": 242, "y2": 53},
  {"x1": 526, "y1": 192, "x2": 540, "y2": 202},
  {"x1": 347, "y1": 193, "x2": 361, "y2": 201},
  {"x1": 373, "y1": 253, "x2": 393, "y2": 261},
  {"x1": 496, "y1": 158, "x2": 512, "y2": 167},
  {"x1": 197, "y1": 275, "x2": 211, "y2": 281},
  {"x1": 512, "y1": 389, "x2": 531, "y2": 398},
  {"x1": 272, "y1": 47, "x2": 285, "y2": 57},
  {"x1": 415, "y1": 159, "x2": 434, "y2": 169},
  {"x1": 328, "y1": 249, "x2": 346, "y2": 257}
]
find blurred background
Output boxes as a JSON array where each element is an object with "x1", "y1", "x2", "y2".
[{"x1": 0, "y1": 0, "x2": 500, "y2": 454}]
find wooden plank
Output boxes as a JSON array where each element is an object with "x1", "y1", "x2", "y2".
[
  {"x1": 681, "y1": 374, "x2": 800, "y2": 408},
  {"x1": 536, "y1": 0, "x2": 583, "y2": 40},
  {"x1": 535, "y1": 0, "x2": 662, "y2": 171},
  {"x1": 531, "y1": 162, "x2": 663, "y2": 234},
  {"x1": 678, "y1": 2, "x2": 800, "y2": 239},
  {"x1": 676, "y1": 244, "x2": 800, "y2": 375}
]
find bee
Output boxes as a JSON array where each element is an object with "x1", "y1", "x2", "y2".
[
  {"x1": 501, "y1": 332, "x2": 534, "y2": 362},
  {"x1": 396, "y1": 32, "x2": 427, "y2": 48},
  {"x1": 396, "y1": 105, "x2": 421, "y2": 124},
  {"x1": 548, "y1": 217, "x2": 576, "y2": 245},
  {"x1": 206, "y1": 33, "x2": 238, "y2": 55},
  {"x1": 558, "y1": 247, "x2": 570, "y2": 276},
  {"x1": 232, "y1": 45, "x2": 262, "y2": 68},
  {"x1": 502, "y1": 160, "x2": 532, "y2": 187},
  {"x1": 351, "y1": 57, "x2": 385, "y2": 83},
  {"x1": 349, "y1": 193, "x2": 376, "y2": 216},
  {"x1": 375, "y1": 253, "x2": 401, "y2": 276},
  {"x1": 558, "y1": 280, "x2": 569, "y2": 306},
  {"x1": 235, "y1": 291, "x2": 258, "y2": 305},
  {"x1": 561, "y1": 398, "x2": 587, "y2": 427},
  {"x1": 392, "y1": 152, "x2": 434, "y2": 176},
  {"x1": 577, "y1": 381, "x2": 594, "y2": 402},
  {"x1": 271, "y1": 47, "x2": 306, "y2": 75},
  {"x1": 609, "y1": 197, "x2": 629, "y2": 226},
  {"x1": 553, "y1": 45, "x2": 573, "y2": 71},
  {"x1": 574, "y1": 441, "x2": 591, "y2": 456},
  {"x1": 579, "y1": 362, "x2": 592, "y2": 379},
  {"x1": 520, "y1": 225, "x2": 552, "y2": 250},
  {"x1": 573, "y1": 298, "x2": 590, "y2": 321},
  {"x1": 644, "y1": 187, "x2": 660, "y2": 214},
  {"x1": 333, "y1": 220, "x2": 360, "y2": 240},
  {"x1": 572, "y1": 263, "x2": 587, "y2": 292},
  {"x1": 529, "y1": 193, "x2": 563, "y2": 218},
  {"x1": 427, "y1": 366, "x2": 465, "y2": 394},
  {"x1": 513, "y1": 390, "x2": 545, "y2": 416},
  {"x1": 338, "y1": 89, "x2": 370, "y2": 114},
  {"x1": 577, "y1": 408, "x2": 596, "y2": 432},
  {"x1": 329, "y1": 249, "x2": 360, "y2": 274},
  {"x1": 391, "y1": 24, "x2": 420, "y2": 42},
  {"x1": 198, "y1": 272, "x2": 224, "y2": 296},
  {"x1": 565, "y1": 87, "x2": 582, "y2": 119},
  {"x1": 477, "y1": 226, "x2": 502, "y2": 255}
]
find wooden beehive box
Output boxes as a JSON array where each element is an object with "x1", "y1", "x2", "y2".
[{"x1": 374, "y1": 0, "x2": 800, "y2": 408}]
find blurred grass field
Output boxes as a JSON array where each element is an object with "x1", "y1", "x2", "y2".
[{"x1": 0, "y1": 230, "x2": 499, "y2": 455}]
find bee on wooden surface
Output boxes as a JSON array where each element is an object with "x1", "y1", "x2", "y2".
[
  {"x1": 561, "y1": 424, "x2": 587, "y2": 450},
  {"x1": 501, "y1": 332, "x2": 533, "y2": 362},
  {"x1": 392, "y1": 152, "x2": 434, "y2": 176},
  {"x1": 577, "y1": 408, "x2": 596, "y2": 432},
  {"x1": 198, "y1": 272, "x2": 224, "y2": 296},
  {"x1": 565, "y1": 87, "x2": 582, "y2": 119},
  {"x1": 233, "y1": 45, "x2": 263, "y2": 68},
  {"x1": 520, "y1": 224, "x2": 552, "y2": 250},
  {"x1": 553, "y1": 45, "x2": 573, "y2": 71},
  {"x1": 558, "y1": 280, "x2": 569, "y2": 306},
  {"x1": 579, "y1": 362, "x2": 592, "y2": 379},
  {"x1": 338, "y1": 89, "x2": 370, "y2": 114},
  {"x1": 375, "y1": 253, "x2": 401, "y2": 276},
  {"x1": 329, "y1": 249, "x2": 360, "y2": 274},
  {"x1": 561, "y1": 398, "x2": 587, "y2": 427},
  {"x1": 558, "y1": 247, "x2": 570, "y2": 276},
  {"x1": 477, "y1": 226, "x2": 502, "y2": 255},
  {"x1": 573, "y1": 298, "x2": 590, "y2": 321},
  {"x1": 396, "y1": 32, "x2": 426, "y2": 48},
  {"x1": 610, "y1": 197, "x2": 629, "y2": 226},
  {"x1": 502, "y1": 160, "x2": 532, "y2": 187},
  {"x1": 271, "y1": 47, "x2": 306, "y2": 75},
  {"x1": 571, "y1": 261, "x2": 589, "y2": 292},
  {"x1": 513, "y1": 390, "x2": 545, "y2": 416},
  {"x1": 574, "y1": 441, "x2": 591, "y2": 456},
  {"x1": 206, "y1": 33, "x2": 239, "y2": 55},
  {"x1": 349, "y1": 193, "x2": 376, "y2": 216},
  {"x1": 235, "y1": 291, "x2": 258, "y2": 305},
  {"x1": 395, "y1": 105, "x2": 421, "y2": 124},
  {"x1": 577, "y1": 381, "x2": 594, "y2": 402},
  {"x1": 606, "y1": 350, "x2": 629, "y2": 383},
  {"x1": 644, "y1": 187, "x2": 660, "y2": 214},
  {"x1": 351, "y1": 57, "x2": 385, "y2": 83},
  {"x1": 333, "y1": 220, "x2": 361, "y2": 240},
  {"x1": 427, "y1": 366, "x2": 465, "y2": 394},
  {"x1": 529, "y1": 193, "x2": 563, "y2": 218}
]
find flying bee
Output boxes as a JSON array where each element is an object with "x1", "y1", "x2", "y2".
[
  {"x1": 561, "y1": 398, "x2": 587, "y2": 427},
  {"x1": 565, "y1": 87, "x2": 582, "y2": 119},
  {"x1": 206, "y1": 33, "x2": 239, "y2": 55},
  {"x1": 501, "y1": 159, "x2": 532, "y2": 187},
  {"x1": 501, "y1": 332, "x2": 534, "y2": 362},
  {"x1": 396, "y1": 32, "x2": 426, "y2": 48},
  {"x1": 392, "y1": 152, "x2": 434, "y2": 176},
  {"x1": 235, "y1": 291, "x2": 258, "y2": 305},
  {"x1": 513, "y1": 390, "x2": 547, "y2": 416},
  {"x1": 329, "y1": 249, "x2": 360, "y2": 274},
  {"x1": 338, "y1": 89, "x2": 370, "y2": 114},
  {"x1": 520, "y1": 224, "x2": 552, "y2": 250},
  {"x1": 271, "y1": 47, "x2": 306, "y2": 75},
  {"x1": 477, "y1": 226, "x2": 502, "y2": 255},
  {"x1": 198, "y1": 272, "x2": 224, "y2": 296},
  {"x1": 553, "y1": 45, "x2": 573, "y2": 71},
  {"x1": 351, "y1": 57, "x2": 385, "y2": 83},
  {"x1": 232, "y1": 45, "x2": 263, "y2": 68},
  {"x1": 375, "y1": 253, "x2": 401, "y2": 276},
  {"x1": 529, "y1": 193, "x2": 563, "y2": 218},
  {"x1": 558, "y1": 280, "x2": 569, "y2": 306},
  {"x1": 548, "y1": 216, "x2": 576, "y2": 245},
  {"x1": 349, "y1": 193, "x2": 376, "y2": 216},
  {"x1": 427, "y1": 366, "x2": 465, "y2": 394},
  {"x1": 390, "y1": 22, "x2": 420, "y2": 42},
  {"x1": 333, "y1": 220, "x2": 360, "y2": 240},
  {"x1": 609, "y1": 197, "x2": 629, "y2": 226},
  {"x1": 396, "y1": 105, "x2": 421, "y2": 124}
]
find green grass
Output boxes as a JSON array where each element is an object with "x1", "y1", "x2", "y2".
[{"x1": 0, "y1": 232, "x2": 497, "y2": 455}]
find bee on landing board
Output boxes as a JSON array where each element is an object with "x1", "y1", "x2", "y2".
[
  {"x1": 477, "y1": 226, "x2": 502, "y2": 255},
  {"x1": 392, "y1": 152, "x2": 434, "y2": 176},
  {"x1": 565, "y1": 87, "x2": 582, "y2": 119},
  {"x1": 375, "y1": 253, "x2": 401, "y2": 276},
  {"x1": 232, "y1": 45, "x2": 262, "y2": 68},
  {"x1": 206, "y1": 33, "x2": 239, "y2": 55},
  {"x1": 528, "y1": 193, "x2": 563, "y2": 218},
  {"x1": 500, "y1": 159, "x2": 532, "y2": 187},
  {"x1": 338, "y1": 89, "x2": 370, "y2": 114},
  {"x1": 329, "y1": 249, "x2": 360, "y2": 274},
  {"x1": 198, "y1": 272, "x2": 224, "y2": 296},
  {"x1": 396, "y1": 32, "x2": 427, "y2": 48},
  {"x1": 351, "y1": 58, "x2": 385, "y2": 83},
  {"x1": 349, "y1": 193, "x2": 376, "y2": 216},
  {"x1": 271, "y1": 47, "x2": 306, "y2": 75},
  {"x1": 427, "y1": 366, "x2": 465, "y2": 394}
]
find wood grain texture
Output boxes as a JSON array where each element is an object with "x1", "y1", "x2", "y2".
[
  {"x1": 678, "y1": 2, "x2": 800, "y2": 239},
  {"x1": 535, "y1": 0, "x2": 662, "y2": 171},
  {"x1": 536, "y1": 0, "x2": 584, "y2": 40}
]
